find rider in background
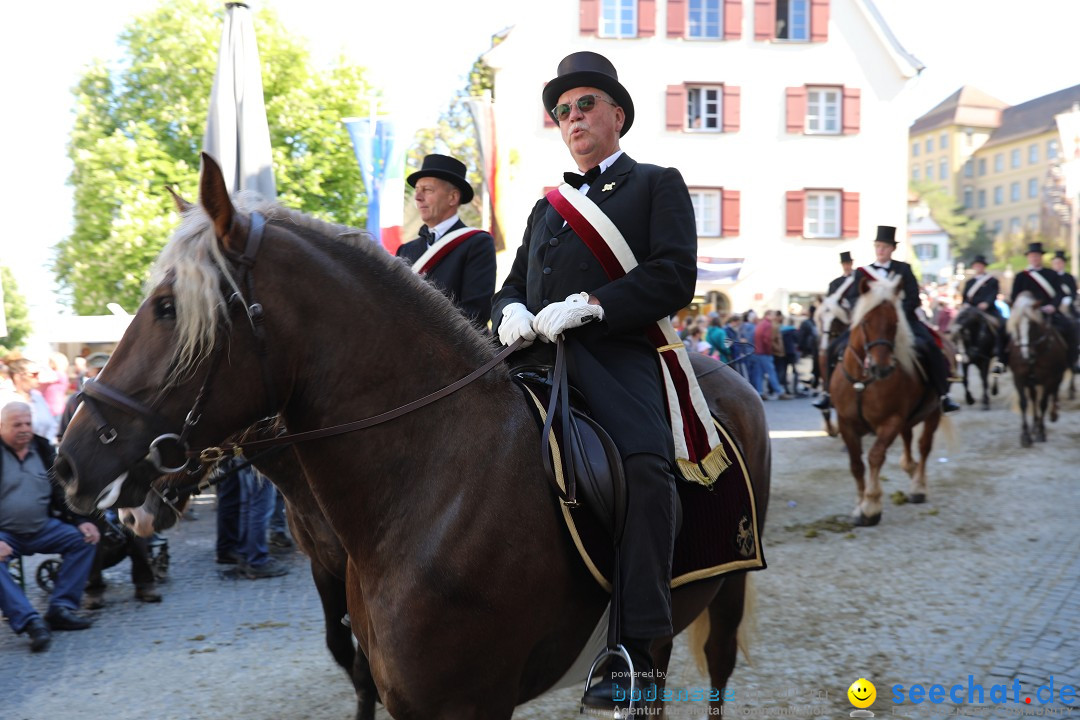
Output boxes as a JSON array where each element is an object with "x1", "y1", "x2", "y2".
[
  {"x1": 1011, "y1": 242, "x2": 1079, "y2": 373},
  {"x1": 960, "y1": 255, "x2": 1006, "y2": 370}
]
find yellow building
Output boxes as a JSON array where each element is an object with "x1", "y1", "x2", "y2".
[{"x1": 908, "y1": 83, "x2": 1080, "y2": 258}]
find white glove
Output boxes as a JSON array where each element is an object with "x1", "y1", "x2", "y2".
[
  {"x1": 533, "y1": 292, "x2": 604, "y2": 342},
  {"x1": 498, "y1": 303, "x2": 537, "y2": 347}
]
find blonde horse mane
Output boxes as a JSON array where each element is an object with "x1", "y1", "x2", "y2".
[
  {"x1": 1006, "y1": 292, "x2": 1042, "y2": 336},
  {"x1": 147, "y1": 193, "x2": 368, "y2": 384},
  {"x1": 849, "y1": 275, "x2": 917, "y2": 377}
]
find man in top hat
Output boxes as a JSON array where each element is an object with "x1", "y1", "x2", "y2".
[
  {"x1": 1051, "y1": 250, "x2": 1078, "y2": 318},
  {"x1": 396, "y1": 154, "x2": 496, "y2": 326},
  {"x1": 492, "y1": 51, "x2": 699, "y2": 709},
  {"x1": 961, "y1": 255, "x2": 1006, "y2": 366},
  {"x1": 827, "y1": 251, "x2": 855, "y2": 297},
  {"x1": 1014, "y1": 243, "x2": 1080, "y2": 370},
  {"x1": 841, "y1": 225, "x2": 961, "y2": 413}
]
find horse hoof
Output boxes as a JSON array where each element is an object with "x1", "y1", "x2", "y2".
[
  {"x1": 965, "y1": 396, "x2": 975, "y2": 406},
  {"x1": 908, "y1": 493, "x2": 926, "y2": 504},
  {"x1": 982, "y1": 404, "x2": 990, "y2": 411},
  {"x1": 1021, "y1": 437, "x2": 1033, "y2": 448},
  {"x1": 853, "y1": 512, "x2": 881, "y2": 527}
]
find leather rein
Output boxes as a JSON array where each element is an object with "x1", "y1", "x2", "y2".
[{"x1": 76, "y1": 210, "x2": 522, "y2": 477}]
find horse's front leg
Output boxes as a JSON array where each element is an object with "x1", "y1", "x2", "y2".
[
  {"x1": 1017, "y1": 380, "x2": 1032, "y2": 447},
  {"x1": 860, "y1": 420, "x2": 902, "y2": 525},
  {"x1": 1034, "y1": 385, "x2": 1048, "y2": 442},
  {"x1": 979, "y1": 361, "x2": 991, "y2": 409},
  {"x1": 909, "y1": 410, "x2": 940, "y2": 504},
  {"x1": 838, "y1": 421, "x2": 867, "y2": 522},
  {"x1": 899, "y1": 427, "x2": 917, "y2": 477},
  {"x1": 962, "y1": 360, "x2": 975, "y2": 405}
]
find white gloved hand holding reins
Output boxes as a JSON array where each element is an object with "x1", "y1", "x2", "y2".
[
  {"x1": 532, "y1": 292, "x2": 604, "y2": 343},
  {"x1": 498, "y1": 303, "x2": 538, "y2": 348}
]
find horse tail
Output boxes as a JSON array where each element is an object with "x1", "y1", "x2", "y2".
[
  {"x1": 689, "y1": 609, "x2": 710, "y2": 676},
  {"x1": 737, "y1": 573, "x2": 758, "y2": 666}
]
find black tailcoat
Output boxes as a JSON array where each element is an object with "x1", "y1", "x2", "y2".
[
  {"x1": 491, "y1": 153, "x2": 697, "y2": 459},
  {"x1": 1010, "y1": 268, "x2": 1062, "y2": 305},
  {"x1": 963, "y1": 274, "x2": 1002, "y2": 317},
  {"x1": 827, "y1": 273, "x2": 852, "y2": 297},
  {"x1": 396, "y1": 219, "x2": 496, "y2": 326}
]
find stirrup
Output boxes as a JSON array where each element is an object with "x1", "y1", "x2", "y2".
[{"x1": 581, "y1": 645, "x2": 637, "y2": 718}]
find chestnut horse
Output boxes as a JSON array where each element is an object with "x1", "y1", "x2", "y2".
[
  {"x1": 1006, "y1": 293, "x2": 1066, "y2": 447},
  {"x1": 830, "y1": 276, "x2": 944, "y2": 526},
  {"x1": 55, "y1": 155, "x2": 769, "y2": 719}
]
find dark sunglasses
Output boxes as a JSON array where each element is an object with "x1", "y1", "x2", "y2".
[{"x1": 550, "y1": 94, "x2": 617, "y2": 123}]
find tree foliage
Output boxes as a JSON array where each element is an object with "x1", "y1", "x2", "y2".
[
  {"x1": 0, "y1": 267, "x2": 32, "y2": 353},
  {"x1": 55, "y1": 0, "x2": 378, "y2": 314},
  {"x1": 908, "y1": 181, "x2": 990, "y2": 263}
]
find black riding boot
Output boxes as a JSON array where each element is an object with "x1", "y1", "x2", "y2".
[
  {"x1": 582, "y1": 637, "x2": 656, "y2": 711},
  {"x1": 811, "y1": 392, "x2": 831, "y2": 410},
  {"x1": 932, "y1": 350, "x2": 961, "y2": 413}
]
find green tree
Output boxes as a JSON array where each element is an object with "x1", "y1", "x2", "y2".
[
  {"x1": 0, "y1": 267, "x2": 32, "y2": 353},
  {"x1": 909, "y1": 181, "x2": 988, "y2": 263},
  {"x1": 55, "y1": 0, "x2": 378, "y2": 314}
]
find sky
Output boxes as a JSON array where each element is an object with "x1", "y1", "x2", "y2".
[{"x1": 1, "y1": 0, "x2": 1078, "y2": 322}]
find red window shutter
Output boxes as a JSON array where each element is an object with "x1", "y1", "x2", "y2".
[
  {"x1": 639, "y1": 0, "x2": 656, "y2": 36},
  {"x1": 842, "y1": 87, "x2": 861, "y2": 134},
  {"x1": 785, "y1": 87, "x2": 806, "y2": 133},
  {"x1": 810, "y1": 0, "x2": 830, "y2": 42},
  {"x1": 724, "y1": 0, "x2": 743, "y2": 39},
  {"x1": 666, "y1": 85, "x2": 687, "y2": 131},
  {"x1": 580, "y1": 0, "x2": 599, "y2": 35},
  {"x1": 721, "y1": 190, "x2": 741, "y2": 237},
  {"x1": 754, "y1": 0, "x2": 776, "y2": 40},
  {"x1": 667, "y1": 0, "x2": 686, "y2": 37},
  {"x1": 543, "y1": 82, "x2": 556, "y2": 127},
  {"x1": 722, "y1": 85, "x2": 741, "y2": 132},
  {"x1": 786, "y1": 190, "x2": 806, "y2": 236},
  {"x1": 842, "y1": 192, "x2": 860, "y2": 237}
]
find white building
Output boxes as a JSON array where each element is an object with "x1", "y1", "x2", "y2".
[
  {"x1": 483, "y1": 0, "x2": 922, "y2": 314},
  {"x1": 907, "y1": 200, "x2": 952, "y2": 283}
]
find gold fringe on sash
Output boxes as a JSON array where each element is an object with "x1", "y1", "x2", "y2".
[{"x1": 676, "y1": 419, "x2": 732, "y2": 487}]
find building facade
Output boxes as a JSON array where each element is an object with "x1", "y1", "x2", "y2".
[
  {"x1": 909, "y1": 84, "x2": 1080, "y2": 259},
  {"x1": 483, "y1": 0, "x2": 922, "y2": 315}
]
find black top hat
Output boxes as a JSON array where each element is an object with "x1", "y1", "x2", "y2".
[
  {"x1": 971, "y1": 254, "x2": 988, "y2": 266},
  {"x1": 407, "y1": 154, "x2": 474, "y2": 205},
  {"x1": 1027, "y1": 242, "x2": 1045, "y2": 255},
  {"x1": 873, "y1": 225, "x2": 897, "y2": 246},
  {"x1": 1054, "y1": 249, "x2": 1068, "y2": 261},
  {"x1": 839, "y1": 251, "x2": 853, "y2": 263},
  {"x1": 542, "y1": 51, "x2": 634, "y2": 136}
]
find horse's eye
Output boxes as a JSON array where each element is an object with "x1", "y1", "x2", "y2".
[{"x1": 155, "y1": 297, "x2": 176, "y2": 320}]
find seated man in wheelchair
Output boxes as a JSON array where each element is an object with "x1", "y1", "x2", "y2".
[{"x1": 0, "y1": 401, "x2": 98, "y2": 653}]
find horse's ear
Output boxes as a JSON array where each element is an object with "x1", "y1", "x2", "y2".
[
  {"x1": 166, "y1": 185, "x2": 194, "y2": 214},
  {"x1": 199, "y1": 152, "x2": 236, "y2": 248}
]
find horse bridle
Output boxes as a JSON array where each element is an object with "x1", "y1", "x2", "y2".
[
  {"x1": 74, "y1": 210, "x2": 521, "y2": 481},
  {"x1": 841, "y1": 322, "x2": 896, "y2": 389}
]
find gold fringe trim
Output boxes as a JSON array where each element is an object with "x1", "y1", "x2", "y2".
[
  {"x1": 676, "y1": 439, "x2": 731, "y2": 488},
  {"x1": 657, "y1": 343, "x2": 684, "y2": 353}
]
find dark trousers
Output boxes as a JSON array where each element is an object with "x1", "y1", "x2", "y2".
[
  {"x1": 619, "y1": 453, "x2": 677, "y2": 639},
  {"x1": 1050, "y1": 312, "x2": 1079, "y2": 367},
  {"x1": 215, "y1": 473, "x2": 241, "y2": 558},
  {"x1": 86, "y1": 529, "x2": 155, "y2": 593},
  {"x1": 0, "y1": 519, "x2": 96, "y2": 632},
  {"x1": 910, "y1": 321, "x2": 951, "y2": 396}
]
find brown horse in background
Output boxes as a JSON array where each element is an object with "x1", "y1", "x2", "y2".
[
  {"x1": 1007, "y1": 293, "x2": 1067, "y2": 447},
  {"x1": 815, "y1": 292, "x2": 851, "y2": 437},
  {"x1": 830, "y1": 276, "x2": 944, "y2": 526},
  {"x1": 55, "y1": 155, "x2": 770, "y2": 719}
]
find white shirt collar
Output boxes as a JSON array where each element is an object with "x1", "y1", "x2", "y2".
[
  {"x1": 576, "y1": 150, "x2": 624, "y2": 194},
  {"x1": 426, "y1": 214, "x2": 460, "y2": 243}
]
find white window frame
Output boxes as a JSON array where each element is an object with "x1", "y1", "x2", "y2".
[
  {"x1": 686, "y1": 85, "x2": 723, "y2": 131},
  {"x1": 914, "y1": 243, "x2": 939, "y2": 261},
  {"x1": 940, "y1": 133, "x2": 949, "y2": 149},
  {"x1": 1029, "y1": 143, "x2": 1039, "y2": 164},
  {"x1": 939, "y1": 158, "x2": 948, "y2": 180},
  {"x1": 1028, "y1": 178, "x2": 1039, "y2": 199},
  {"x1": 689, "y1": 188, "x2": 722, "y2": 237},
  {"x1": 776, "y1": 0, "x2": 809, "y2": 40},
  {"x1": 994, "y1": 153, "x2": 1004, "y2": 173},
  {"x1": 912, "y1": 142, "x2": 920, "y2": 158},
  {"x1": 912, "y1": 166, "x2": 920, "y2": 181},
  {"x1": 1048, "y1": 139, "x2": 1059, "y2": 160},
  {"x1": 1009, "y1": 217, "x2": 1022, "y2": 235},
  {"x1": 805, "y1": 86, "x2": 841, "y2": 135},
  {"x1": 1010, "y1": 148, "x2": 1021, "y2": 169},
  {"x1": 925, "y1": 162, "x2": 933, "y2": 180},
  {"x1": 963, "y1": 159, "x2": 974, "y2": 178},
  {"x1": 977, "y1": 189, "x2": 986, "y2": 209},
  {"x1": 688, "y1": 0, "x2": 722, "y2": 38},
  {"x1": 1027, "y1": 214, "x2": 1039, "y2": 230},
  {"x1": 804, "y1": 191, "x2": 841, "y2": 239},
  {"x1": 1010, "y1": 182, "x2": 1020, "y2": 202},
  {"x1": 926, "y1": 137, "x2": 934, "y2": 153},
  {"x1": 993, "y1": 186, "x2": 1003, "y2": 205},
  {"x1": 600, "y1": 0, "x2": 637, "y2": 38},
  {"x1": 963, "y1": 186, "x2": 974, "y2": 208}
]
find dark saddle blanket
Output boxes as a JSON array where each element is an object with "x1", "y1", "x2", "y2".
[{"x1": 514, "y1": 374, "x2": 765, "y2": 591}]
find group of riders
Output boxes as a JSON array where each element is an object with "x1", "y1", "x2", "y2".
[{"x1": 814, "y1": 231, "x2": 1080, "y2": 414}]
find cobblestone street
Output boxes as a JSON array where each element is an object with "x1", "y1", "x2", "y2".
[{"x1": 4, "y1": 378, "x2": 1080, "y2": 719}]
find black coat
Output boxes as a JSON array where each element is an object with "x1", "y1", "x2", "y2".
[
  {"x1": 492, "y1": 153, "x2": 697, "y2": 459},
  {"x1": 0, "y1": 435, "x2": 88, "y2": 530},
  {"x1": 963, "y1": 274, "x2": 1001, "y2": 311},
  {"x1": 827, "y1": 273, "x2": 852, "y2": 297},
  {"x1": 1058, "y1": 271, "x2": 1077, "y2": 301},
  {"x1": 396, "y1": 219, "x2": 496, "y2": 326},
  {"x1": 1011, "y1": 268, "x2": 1062, "y2": 305}
]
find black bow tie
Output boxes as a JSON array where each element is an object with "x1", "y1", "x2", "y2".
[
  {"x1": 419, "y1": 225, "x2": 435, "y2": 245},
  {"x1": 564, "y1": 166, "x2": 601, "y2": 190}
]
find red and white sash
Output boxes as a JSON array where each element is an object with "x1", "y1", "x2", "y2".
[
  {"x1": 410, "y1": 227, "x2": 484, "y2": 276},
  {"x1": 965, "y1": 273, "x2": 992, "y2": 301},
  {"x1": 1023, "y1": 269, "x2": 1056, "y2": 302},
  {"x1": 545, "y1": 184, "x2": 726, "y2": 487}
]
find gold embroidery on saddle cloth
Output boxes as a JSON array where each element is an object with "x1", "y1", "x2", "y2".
[{"x1": 523, "y1": 386, "x2": 764, "y2": 591}]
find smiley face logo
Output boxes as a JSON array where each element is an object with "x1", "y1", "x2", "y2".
[{"x1": 848, "y1": 678, "x2": 876, "y2": 709}]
